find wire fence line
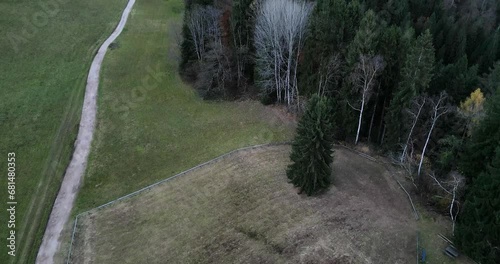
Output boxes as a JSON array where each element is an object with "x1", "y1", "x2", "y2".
[
  {"x1": 65, "y1": 142, "x2": 420, "y2": 263},
  {"x1": 336, "y1": 144, "x2": 420, "y2": 220},
  {"x1": 65, "y1": 142, "x2": 291, "y2": 263}
]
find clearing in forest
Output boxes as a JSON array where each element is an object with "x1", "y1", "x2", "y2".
[{"x1": 70, "y1": 145, "x2": 416, "y2": 264}]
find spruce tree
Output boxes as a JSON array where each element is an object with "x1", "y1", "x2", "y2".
[
  {"x1": 366, "y1": 26, "x2": 413, "y2": 144},
  {"x1": 299, "y1": 0, "x2": 361, "y2": 96},
  {"x1": 461, "y1": 85, "x2": 500, "y2": 180},
  {"x1": 381, "y1": 0, "x2": 410, "y2": 26},
  {"x1": 385, "y1": 29, "x2": 435, "y2": 149},
  {"x1": 429, "y1": 55, "x2": 478, "y2": 104},
  {"x1": 455, "y1": 147, "x2": 500, "y2": 264},
  {"x1": 287, "y1": 95, "x2": 335, "y2": 196},
  {"x1": 481, "y1": 61, "x2": 500, "y2": 95},
  {"x1": 346, "y1": 9, "x2": 380, "y2": 67},
  {"x1": 180, "y1": 16, "x2": 195, "y2": 71},
  {"x1": 339, "y1": 9, "x2": 379, "y2": 139}
]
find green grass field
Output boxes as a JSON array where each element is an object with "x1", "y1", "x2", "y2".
[
  {"x1": 72, "y1": 0, "x2": 294, "y2": 216},
  {"x1": 71, "y1": 145, "x2": 417, "y2": 263},
  {"x1": 0, "y1": 0, "x2": 127, "y2": 262},
  {"x1": 1, "y1": 0, "x2": 466, "y2": 263}
]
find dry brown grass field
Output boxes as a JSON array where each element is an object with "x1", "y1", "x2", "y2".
[{"x1": 70, "y1": 145, "x2": 417, "y2": 264}]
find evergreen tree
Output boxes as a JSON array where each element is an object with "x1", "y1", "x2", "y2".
[
  {"x1": 287, "y1": 95, "x2": 335, "y2": 196},
  {"x1": 456, "y1": 147, "x2": 500, "y2": 264},
  {"x1": 380, "y1": 0, "x2": 410, "y2": 26},
  {"x1": 409, "y1": 0, "x2": 438, "y2": 33},
  {"x1": 461, "y1": 85, "x2": 500, "y2": 180},
  {"x1": 346, "y1": 9, "x2": 380, "y2": 67},
  {"x1": 470, "y1": 27, "x2": 499, "y2": 74},
  {"x1": 180, "y1": 16, "x2": 196, "y2": 71},
  {"x1": 385, "y1": 29, "x2": 435, "y2": 148},
  {"x1": 429, "y1": 56, "x2": 479, "y2": 104},
  {"x1": 299, "y1": 0, "x2": 361, "y2": 96},
  {"x1": 375, "y1": 26, "x2": 413, "y2": 142},
  {"x1": 444, "y1": 20, "x2": 467, "y2": 64},
  {"x1": 481, "y1": 61, "x2": 500, "y2": 95},
  {"x1": 339, "y1": 9, "x2": 379, "y2": 140}
]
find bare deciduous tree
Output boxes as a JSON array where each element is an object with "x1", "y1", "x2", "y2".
[
  {"x1": 349, "y1": 55, "x2": 385, "y2": 145},
  {"x1": 418, "y1": 91, "x2": 452, "y2": 176},
  {"x1": 187, "y1": 5, "x2": 234, "y2": 98},
  {"x1": 318, "y1": 54, "x2": 342, "y2": 96},
  {"x1": 400, "y1": 96, "x2": 427, "y2": 163},
  {"x1": 428, "y1": 172, "x2": 464, "y2": 234},
  {"x1": 254, "y1": 0, "x2": 314, "y2": 108},
  {"x1": 186, "y1": 5, "x2": 222, "y2": 61},
  {"x1": 186, "y1": 6, "x2": 206, "y2": 61}
]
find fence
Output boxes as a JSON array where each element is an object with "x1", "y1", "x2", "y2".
[{"x1": 65, "y1": 142, "x2": 291, "y2": 263}]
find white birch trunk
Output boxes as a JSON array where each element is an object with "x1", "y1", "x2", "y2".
[
  {"x1": 418, "y1": 92, "x2": 450, "y2": 176},
  {"x1": 418, "y1": 120, "x2": 435, "y2": 176},
  {"x1": 355, "y1": 95, "x2": 365, "y2": 145},
  {"x1": 401, "y1": 97, "x2": 426, "y2": 163}
]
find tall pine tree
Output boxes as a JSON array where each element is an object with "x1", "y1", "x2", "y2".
[
  {"x1": 385, "y1": 29, "x2": 435, "y2": 149},
  {"x1": 287, "y1": 95, "x2": 335, "y2": 196},
  {"x1": 346, "y1": 9, "x2": 380, "y2": 67},
  {"x1": 374, "y1": 26, "x2": 413, "y2": 142},
  {"x1": 299, "y1": 0, "x2": 361, "y2": 96},
  {"x1": 429, "y1": 55, "x2": 478, "y2": 104},
  {"x1": 339, "y1": 9, "x2": 379, "y2": 140},
  {"x1": 455, "y1": 147, "x2": 500, "y2": 264},
  {"x1": 462, "y1": 84, "x2": 500, "y2": 180},
  {"x1": 481, "y1": 61, "x2": 500, "y2": 95}
]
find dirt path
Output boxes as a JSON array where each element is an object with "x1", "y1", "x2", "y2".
[{"x1": 35, "y1": 1, "x2": 136, "y2": 263}]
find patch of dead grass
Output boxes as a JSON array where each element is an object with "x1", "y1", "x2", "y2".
[{"x1": 71, "y1": 145, "x2": 417, "y2": 264}]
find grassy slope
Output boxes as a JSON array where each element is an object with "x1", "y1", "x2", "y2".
[
  {"x1": 417, "y1": 204, "x2": 475, "y2": 264},
  {"x1": 73, "y1": 0, "x2": 293, "y2": 214},
  {"x1": 0, "y1": 0, "x2": 127, "y2": 263},
  {"x1": 72, "y1": 146, "x2": 417, "y2": 263},
  {"x1": 58, "y1": 0, "x2": 468, "y2": 263}
]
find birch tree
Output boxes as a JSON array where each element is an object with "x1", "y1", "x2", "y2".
[
  {"x1": 317, "y1": 54, "x2": 342, "y2": 96},
  {"x1": 418, "y1": 91, "x2": 452, "y2": 176},
  {"x1": 186, "y1": 6, "x2": 208, "y2": 61},
  {"x1": 428, "y1": 172, "x2": 464, "y2": 234},
  {"x1": 254, "y1": 0, "x2": 314, "y2": 108},
  {"x1": 349, "y1": 55, "x2": 385, "y2": 145},
  {"x1": 385, "y1": 30, "x2": 434, "y2": 149},
  {"x1": 186, "y1": 5, "x2": 223, "y2": 62},
  {"x1": 187, "y1": 5, "x2": 231, "y2": 98},
  {"x1": 400, "y1": 96, "x2": 426, "y2": 163}
]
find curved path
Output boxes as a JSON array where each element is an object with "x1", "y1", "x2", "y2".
[{"x1": 36, "y1": 0, "x2": 136, "y2": 263}]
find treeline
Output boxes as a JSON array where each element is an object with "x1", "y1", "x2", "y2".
[{"x1": 180, "y1": 0, "x2": 500, "y2": 262}]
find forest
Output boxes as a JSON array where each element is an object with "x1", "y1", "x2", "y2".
[{"x1": 179, "y1": 0, "x2": 500, "y2": 263}]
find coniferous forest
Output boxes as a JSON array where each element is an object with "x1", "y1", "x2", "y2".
[{"x1": 180, "y1": 1, "x2": 500, "y2": 262}]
